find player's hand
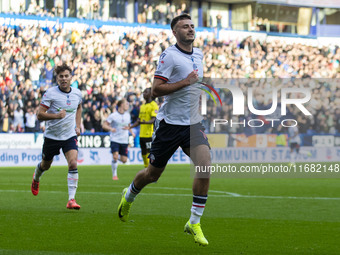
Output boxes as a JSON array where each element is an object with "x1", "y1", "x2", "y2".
[
  {"x1": 186, "y1": 71, "x2": 199, "y2": 85},
  {"x1": 111, "y1": 128, "x2": 116, "y2": 132},
  {"x1": 122, "y1": 126, "x2": 130, "y2": 130},
  {"x1": 75, "y1": 127, "x2": 81, "y2": 136},
  {"x1": 58, "y1": 109, "x2": 66, "y2": 119}
]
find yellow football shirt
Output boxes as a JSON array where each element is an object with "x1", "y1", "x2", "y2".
[{"x1": 139, "y1": 101, "x2": 159, "y2": 138}]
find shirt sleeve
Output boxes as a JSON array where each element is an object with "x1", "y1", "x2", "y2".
[
  {"x1": 40, "y1": 89, "x2": 52, "y2": 109},
  {"x1": 106, "y1": 113, "x2": 114, "y2": 124},
  {"x1": 154, "y1": 51, "x2": 173, "y2": 82}
]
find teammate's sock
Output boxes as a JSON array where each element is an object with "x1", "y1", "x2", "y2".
[
  {"x1": 190, "y1": 195, "x2": 208, "y2": 224},
  {"x1": 34, "y1": 163, "x2": 45, "y2": 181},
  {"x1": 111, "y1": 160, "x2": 118, "y2": 177},
  {"x1": 142, "y1": 153, "x2": 149, "y2": 168},
  {"x1": 67, "y1": 169, "x2": 78, "y2": 200},
  {"x1": 290, "y1": 151, "x2": 297, "y2": 165},
  {"x1": 125, "y1": 182, "x2": 141, "y2": 202}
]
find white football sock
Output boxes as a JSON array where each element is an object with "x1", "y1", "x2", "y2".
[
  {"x1": 34, "y1": 163, "x2": 44, "y2": 181},
  {"x1": 67, "y1": 169, "x2": 78, "y2": 200},
  {"x1": 111, "y1": 160, "x2": 118, "y2": 177}
]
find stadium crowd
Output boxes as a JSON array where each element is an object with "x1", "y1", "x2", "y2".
[
  {"x1": 1, "y1": 1, "x2": 189, "y2": 25},
  {"x1": 0, "y1": 24, "x2": 340, "y2": 135}
]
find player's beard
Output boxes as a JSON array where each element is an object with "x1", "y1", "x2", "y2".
[
  {"x1": 178, "y1": 33, "x2": 195, "y2": 45},
  {"x1": 183, "y1": 38, "x2": 195, "y2": 44}
]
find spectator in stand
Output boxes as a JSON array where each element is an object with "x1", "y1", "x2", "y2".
[
  {"x1": 25, "y1": 107, "x2": 37, "y2": 132},
  {"x1": 13, "y1": 105, "x2": 24, "y2": 132},
  {"x1": 29, "y1": 63, "x2": 41, "y2": 89},
  {"x1": 146, "y1": 6, "x2": 153, "y2": 24},
  {"x1": 9, "y1": 63, "x2": 19, "y2": 84},
  {"x1": 43, "y1": 62, "x2": 54, "y2": 87},
  {"x1": 93, "y1": 2, "x2": 100, "y2": 20},
  {"x1": 0, "y1": 77, "x2": 6, "y2": 94},
  {"x1": 181, "y1": 3, "x2": 190, "y2": 14},
  {"x1": 0, "y1": 112, "x2": 13, "y2": 132},
  {"x1": 92, "y1": 110, "x2": 102, "y2": 132},
  {"x1": 83, "y1": 113, "x2": 94, "y2": 133}
]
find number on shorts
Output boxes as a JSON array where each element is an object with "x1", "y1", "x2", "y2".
[{"x1": 146, "y1": 142, "x2": 152, "y2": 149}]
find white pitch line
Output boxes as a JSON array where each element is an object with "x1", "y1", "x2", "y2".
[
  {"x1": 0, "y1": 182, "x2": 240, "y2": 196},
  {"x1": 1, "y1": 189, "x2": 340, "y2": 200}
]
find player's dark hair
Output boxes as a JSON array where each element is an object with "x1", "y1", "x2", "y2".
[
  {"x1": 54, "y1": 63, "x2": 72, "y2": 76},
  {"x1": 117, "y1": 99, "x2": 126, "y2": 108},
  {"x1": 171, "y1": 14, "x2": 191, "y2": 30},
  {"x1": 144, "y1": 87, "x2": 155, "y2": 101}
]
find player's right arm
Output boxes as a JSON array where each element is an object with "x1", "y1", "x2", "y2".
[
  {"x1": 38, "y1": 88, "x2": 66, "y2": 121},
  {"x1": 152, "y1": 71, "x2": 198, "y2": 98},
  {"x1": 102, "y1": 121, "x2": 116, "y2": 133},
  {"x1": 37, "y1": 105, "x2": 66, "y2": 121},
  {"x1": 152, "y1": 50, "x2": 198, "y2": 98}
]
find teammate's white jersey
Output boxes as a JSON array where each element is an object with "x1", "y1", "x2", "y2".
[
  {"x1": 41, "y1": 86, "x2": 82, "y2": 140},
  {"x1": 288, "y1": 126, "x2": 301, "y2": 144},
  {"x1": 106, "y1": 111, "x2": 131, "y2": 144},
  {"x1": 154, "y1": 44, "x2": 204, "y2": 125}
]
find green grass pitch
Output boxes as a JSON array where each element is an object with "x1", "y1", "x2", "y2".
[{"x1": 0, "y1": 164, "x2": 339, "y2": 254}]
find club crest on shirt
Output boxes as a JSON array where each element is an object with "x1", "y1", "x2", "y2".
[
  {"x1": 160, "y1": 53, "x2": 166, "y2": 59},
  {"x1": 66, "y1": 99, "x2": 71, "y2": 105},
  {"x1": 191, "y1": 57, "x2": 198, "y2": 72}
]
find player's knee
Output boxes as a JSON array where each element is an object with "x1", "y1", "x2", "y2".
[
  {"x1": 120, "y1": 157, "x2": 127, "y2": 163},
  {"x1": 68, "y1": 159, "x2": 77, "y2": 169},
  {"x1": 40, "y1": 161, "x2": 51, "y2": 171}
]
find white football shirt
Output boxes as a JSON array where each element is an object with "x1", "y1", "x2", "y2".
[
  {"x1": 41, "y1": 86, "x2": 82, "y2": 140},
  {"x1": 288, "y1": 126, "x2": 301, "y2": 144},
  {"x1": 105, "y1": 111, "x2": 131, "y2": 144},
  {"x1": 154, "y1": 44, "x2": 204, "y2": 125}
]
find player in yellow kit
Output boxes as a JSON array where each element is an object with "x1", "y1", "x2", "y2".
[{"x1": 131, "y1": 88, "x2": 159, "y2": 168}]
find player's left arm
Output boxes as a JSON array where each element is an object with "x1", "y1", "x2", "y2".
[
  {"x1": 129, "y1": 125, "x2": 136, "y2": 137},
  {"x1": 130, "y1": 118, "x2": 140, "y2": 128},
  {"x1": 140, "y1": 117, "x2": 156, "y2": 124},
  {"x1": 75, "y1": 103, "x2": 82, "y2": 136}
]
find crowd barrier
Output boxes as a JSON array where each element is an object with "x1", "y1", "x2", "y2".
[
  {"x1": 1, "y1": 133, "x2": 339, "y2": 149},
  {"x1": 0, "y1": 147, "x2": 190, "y2": 167},
  {"x1": 210, "y1": 147, "x2": 339, "y2": 163},
  {"x1": 1, "y1": 146, "x2": 338, "y2": 167}
]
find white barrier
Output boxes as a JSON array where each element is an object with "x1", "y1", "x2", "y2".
[
  {"x1": 0, "y1": 148, "x2": 190, "y2": 167},
  {"x1": 0, "y1": 133, "x2": 42, "y2": 149},
  {"x1": 1, "y1": 147, "x2": 338, "y2": 167},
  {"x1": 211, "y1": 147, "x2": 340, "y2": 163}
]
